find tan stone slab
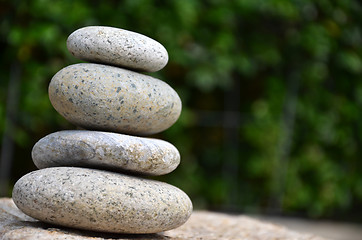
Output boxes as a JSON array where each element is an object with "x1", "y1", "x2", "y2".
[{"x1": 0, "y1": 198, "x2": 327, "y2": 240}]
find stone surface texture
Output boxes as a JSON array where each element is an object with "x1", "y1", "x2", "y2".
[
  {"x1": 1, "y1": 198, "x2": 327, "y2": 240},
  {"x1": 32, "y1": 130, "x2": 180, "y2": 175},
  {"x1": 48, "y1": 63, "x2": 181, "y2": 135},
  {"x1": 12, "y1": 167, "x2": 192, "y2": 234},
  {"x1": 67, "y1": 26, "x2": 168, "y2": 72}
]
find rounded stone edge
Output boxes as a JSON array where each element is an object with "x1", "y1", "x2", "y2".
[
  {"x1": 48, "y1": 63, "x2": 182, "y2": 136},
  {"x1": 31, "y1": 130, "x2": 181, "y2": 176},
  {"x1": 12, "y1": 167, "x2": 193, "y2": 234},
  {"x1": 66, "y1": 26, "x2": 169, "y2": 72}
]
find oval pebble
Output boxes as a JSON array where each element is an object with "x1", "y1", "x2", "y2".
[
  {"x1": 48, "y1": 63, "x2": 181, "y2": 135},
  {"x1": 12, "y1": 167, "x2": 193, "y2": 234},
  {"x1": 67, "y1": 26, "x2": 168, "y2": 72},
  {"x1": 32, "y1": 130, "x2": 180, "y2": 176}
]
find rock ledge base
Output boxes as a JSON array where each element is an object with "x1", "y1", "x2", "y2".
[{"x1": 0, "y1": 198, "x2": 326, "y2": 240}]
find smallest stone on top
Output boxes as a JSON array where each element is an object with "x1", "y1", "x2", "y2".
[{"x1": 67, "y1": 26, "x2": 169, "y2": 72}]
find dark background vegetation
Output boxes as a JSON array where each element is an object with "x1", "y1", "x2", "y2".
[{"x1": 1, "y1": 0, "x2": 362, "y2": 222}]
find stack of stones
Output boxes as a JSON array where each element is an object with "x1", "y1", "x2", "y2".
[{"x1": 12, "y1": 26, "x2": 192, "y2": 234}]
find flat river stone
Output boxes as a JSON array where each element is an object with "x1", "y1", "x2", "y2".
[
  {"x1": 49, "y1": 63, "x2": 181, "y2": 135},
  {"x1": 32, "y1": 130, "x2": 180, "y2": 175},
  {"x1": 67, "y1": 26, "x2": 168, "y2": 72},
  {"x1": 12, "y1": 167, "x2": 193, "y2": 234}
]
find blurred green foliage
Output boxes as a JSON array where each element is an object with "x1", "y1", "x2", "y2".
[{"x1": 1, "y1": 0, "x2": 362, "y2": 220}]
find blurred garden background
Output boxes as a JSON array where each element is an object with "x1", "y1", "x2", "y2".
[{"x1": 1, "y1": 0, "x2": 362, "y2": 223}]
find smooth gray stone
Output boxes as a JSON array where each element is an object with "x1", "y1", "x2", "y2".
[
  {"x1": 48, "y1": 63, "x2": 182, "y2": 135},
  {"x1": 32, "y1": 130, "x2": 180, "y2": 176},
  {"x1": 12, "y1": 167, "x2": 193, "y2": 234},
  {"x1": 67, "y1": 26, "x2": 168, "y2": 72},
  {"x1": 1, "y1": 198, "x2": 328, "y2": 240}
]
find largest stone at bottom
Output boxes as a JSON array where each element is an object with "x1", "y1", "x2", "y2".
[{"x1": 12, "y1": 167, "x2": 192, "y2": 234}]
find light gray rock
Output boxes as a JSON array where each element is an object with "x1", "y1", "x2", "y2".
[
  {"x1": 48, "y1": 63, "x2": 182, "y2": 135},
  {"x1": 1, "y1": 198, "x2": 329, "y2": 240},
  {"x1": 31, "y1": 130, "x2": 180, "y2": 176},
  {"x1": 12, "y1": 167, "x2": 193, "y2": 234},
  {"x1": 67, "y1": 26, "x2": 168, "y2": 72}
]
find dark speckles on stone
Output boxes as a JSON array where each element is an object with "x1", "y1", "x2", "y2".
[
  {"x1": 68, "y1": 98, "x2": 73, "y2": 103},
  {"x1": 30, "y1": 130, "x2": 181, "y2": 175},
  {"x1": 12, "y1": 167, "x2": 193, "y2": 233},
  {"x1": 125, "y1": 192, "x2": 133, "y2": 198},
  {"x1": 48, "y1": 63, "x2": 181, "y2": 135}
]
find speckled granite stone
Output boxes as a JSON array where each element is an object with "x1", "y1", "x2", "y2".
[
  {"x1": 67, "y1": 26, "x2": 168, "y2": 72},
  {"x1": 12, "y1": 167, "x2": 193, "y2": 234},
  {"x1": 32, "y1": 130, "x2": 180, "y2": 175},
  {"x1": 48, "y1": 63, "x2": 181, "y2": 135},
  {"x1": 1, "y1": 198, "x2": 329, "y2": 240}
]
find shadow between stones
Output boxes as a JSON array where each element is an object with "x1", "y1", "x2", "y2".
[{"x1": 19, "y1": 220, "x2": 170, "y2": 239}]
